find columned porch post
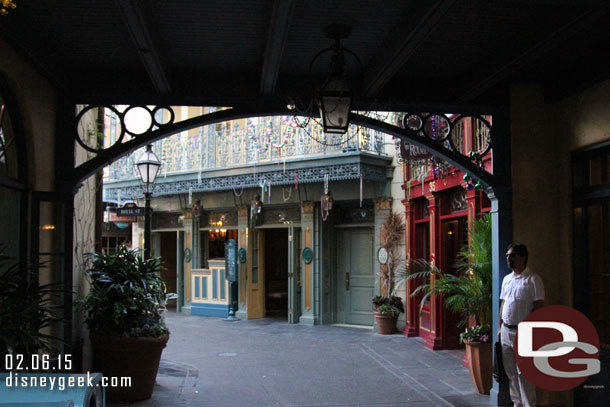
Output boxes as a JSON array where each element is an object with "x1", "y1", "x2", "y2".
[
  {"x1": 191, "y1": 210, "x2": 201, "y2": 269},
  {"x1": 299, "y1": 201, "x2": 317, "y2": 325},
  {"x1": 374, "y1": 197, "x2": 393, "y2": 332},
  {"x1": 489, "y1": 187, "x2": 513, "y2": 406},
  {"x1": 236, "y1": 205, "x2": 249, "y2": 320},
  {"x1": 426, "y1": 193, "x2": 443, "y2": 350},
  {"x1": 181, "y1": 216, "x2": 193, "y2": 315},
  {"x1": 402, "y1": 200, "x2": 419, "y2": 336},
  {"x1": 489, "y1": 107, "x2": 512, "y2": 406}
]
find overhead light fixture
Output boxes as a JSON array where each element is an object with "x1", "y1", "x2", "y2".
[
  {"x1": 311, "y1": 24, "x2": 359, "y2": 134},
  {"x1": 0, "y1": 1, "x2": 16, "y2": 15}
]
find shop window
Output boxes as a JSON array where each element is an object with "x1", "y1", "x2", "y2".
[
  {"x1": 207, "y1": 229, "x2": 238, "y2": 259},
  {"x1": 415, "y1": 198, "x2": 429, "y2": 220},
  {"x1": 102, "y1": 236, "x2": 128, "y2": 256},
  {"x1": 0, "y1": 80, "x2": 26, "y2": 260}
]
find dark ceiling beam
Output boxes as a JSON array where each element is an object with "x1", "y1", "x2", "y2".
[
  {"x1": 455, "y1": 8, "x2": 603, "y2": 103},
  {"x1": 0, "y1": 15, "x2": 67, "y2": 90},
  {"x1": 259, "y1": 0, "x2": 296, "y2": 95},
  {"x1": 361, "y1": 0, "x2": 457, "y2": 98},
  {"x1": 115, "y1": 0, "x2": 171, "y2": 94},
  {"x1": 504, "y1": 0, "x2": 609, "y2": 7}
]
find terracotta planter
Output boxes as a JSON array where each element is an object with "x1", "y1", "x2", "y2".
[
  {"x1": 374, "y1": 312, "x2": 398, "y2": 335},
  {"x1": 464, "y1": 341, "x2": 492, "y2": 394},
  {"x1": 91, "y1": 333, "x2": 169, "y2": 401}
]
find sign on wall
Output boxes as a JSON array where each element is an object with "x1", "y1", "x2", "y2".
[{"x1": 225, "y1": 239, "x2": 238, "y2": 282}]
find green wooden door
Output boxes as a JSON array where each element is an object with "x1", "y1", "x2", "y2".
[{"x1": 338, "y1": 228, "x2": 374, "y2": 325}]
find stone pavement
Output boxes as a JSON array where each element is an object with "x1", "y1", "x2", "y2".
[{"x1": 108, "y1": 312, "x2": 490, "y2": 407}]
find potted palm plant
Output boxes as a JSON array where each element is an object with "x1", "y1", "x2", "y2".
[
  {"x1": 81, "y1": 246, "x2": 170, "y2": 401},
  {"x1": 395, "y1": 214, "x2": 492, "y2": 394},
  {"x1": 0, "y1": 246, "x2": 65, "y2": 364},
  {"x1": 373, "y1": 211, "x2": 405, "y2": 334}
]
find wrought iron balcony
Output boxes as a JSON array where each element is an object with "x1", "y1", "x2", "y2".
[{"x1": 104, "y1": 116, "x2": 388, "y2": 183}]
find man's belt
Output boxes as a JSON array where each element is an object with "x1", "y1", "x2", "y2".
[{"x1": 503, "y1": 321, "x2": 518, "y2": 329}]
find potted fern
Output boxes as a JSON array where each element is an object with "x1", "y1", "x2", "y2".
[
  {"x1": 373, "y1": 211, "x2": 405, "y2": 334},
  {"x1": 81, "y1": 246, "x2": 170, "y2": 401},
  {"x1": 395, "y1": 214, "x2": 493, "y2": 394},
  {"x1": 0, "y1": 246, "x2": 66, "y2": 364}
]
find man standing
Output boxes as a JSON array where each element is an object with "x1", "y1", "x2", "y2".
[{"x1": 498, "y1": 243, "x2": 544, "y2": 407}]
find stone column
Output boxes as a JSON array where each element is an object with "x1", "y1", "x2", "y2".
[
  {"x1": 299, "y1": 201, "x2": 317, "y2": 325},
  {"x1": 236, "y1": 205, "x2": 249, "y2": 320}
]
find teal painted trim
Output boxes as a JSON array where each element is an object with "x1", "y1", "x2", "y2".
[
  {"x1": 220, "y1": 270, "x2": 226, "y2": 299},
  {"x1": 203, "y1": 276, "x2": 208, "y2": 299},
  {"x1": 194, "y1": 276, "x2": 200, "y2": 298},
  {"x1": 191, "y1": 303, "x2": 228, "y2": 318},
  {"x1": 213, "y1": 269, "x2": 218, "y2": 299}
]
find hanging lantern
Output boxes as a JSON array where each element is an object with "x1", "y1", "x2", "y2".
[
  {"x1": 318, "y1": 51, "x2": 351, "y2": 134},
  {"x1": 192, "y1": 199, "x2": 202, "y2": 217},
  {"x1": 322, "y1": 192, "x2": 334, "y2": 211},
  {"x1": 252, "y1": 194, "x2": 263, "y2": 214},
  {"x1": 311, "y1": 24, "x2": 358, "y2": 135},
  {"x1": 250, "y1": 194, "x2": 263, "y2": 228}
]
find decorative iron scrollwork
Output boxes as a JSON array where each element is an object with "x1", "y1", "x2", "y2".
[
  {"x1": 75, "y1": 105, "x2": 175, "y2": 153},
  {"x1": 400, "y1": 113, "x2": 492, "y2": 166}
]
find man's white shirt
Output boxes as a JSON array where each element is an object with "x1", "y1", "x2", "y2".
[{"x1": 500, "y1": 267, "x2": 544, "y2": 325}]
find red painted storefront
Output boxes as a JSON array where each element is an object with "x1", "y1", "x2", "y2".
[{"x1": 400, "y1": 117, "x2": 491, "y2": 350}]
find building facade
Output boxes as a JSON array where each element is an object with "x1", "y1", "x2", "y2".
[{"x1": 102, "y1": 107, "x2": 401, "y2": 326}]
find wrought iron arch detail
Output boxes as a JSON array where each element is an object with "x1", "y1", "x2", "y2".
[{"x1": 72, "y1": 106, "x2": 501, "y2": 189}]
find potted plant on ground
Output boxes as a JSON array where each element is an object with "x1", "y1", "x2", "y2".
[
  {"x1": 0, "y1": 246, "x2": 66, "y2": 364},
  {"x1": 373, "y1": 211, "x2": 406, "y2": 334},
  {"x1": 372, "y1": 295, "x2": 405, "y2": 334},
  {"x1": 395, "y1": 214, "x2": 492, "y2": 394},
  {"x1": 81, "y1": 246, "x2": 170, "y2": 401}
]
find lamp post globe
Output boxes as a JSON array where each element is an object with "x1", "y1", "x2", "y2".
[{"x1": 136, "y1": 144, "x2": 161, "y2": 259}]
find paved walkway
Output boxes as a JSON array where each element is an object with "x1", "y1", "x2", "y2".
[{"x1": 109, "y1": 312, "x2": 491, "y2": 407}]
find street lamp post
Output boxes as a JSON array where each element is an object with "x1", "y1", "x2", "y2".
[{"x1": 136, "y1": 144, "x2": 161, "y2": 259}]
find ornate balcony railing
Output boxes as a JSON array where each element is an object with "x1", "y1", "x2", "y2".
[{"x1": 104, "y1": 116, "x2": 388, "y2": 182}]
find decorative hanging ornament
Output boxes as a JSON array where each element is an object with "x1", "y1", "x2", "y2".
[
  {"x1": 250, "y1": 194, "x2": 263, "y2": 228},
  {"x1": 360, "y1": 174, "x2": 363, "y2": 208},
  {"x1": 282, "y1": 187, "x2": 292, "y2": 202},
  {"x1": 321, "y1": 174, "x2": 334, "y2": 221},
  {"x1": 463, "y1": 173, "x2": 483, "y2": 191}
]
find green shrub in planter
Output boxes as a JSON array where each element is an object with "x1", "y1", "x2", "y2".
[
  {"x1": 81, "y1": 246, "x2": 170, "y2": 401},
  {"x1": 81, "y1": 246, "x2": 168, "y2": 337}
]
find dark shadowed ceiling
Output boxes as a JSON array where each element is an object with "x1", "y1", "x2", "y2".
[{"x1": 1, "y1": 0, "x2": 609, "y2": 109}]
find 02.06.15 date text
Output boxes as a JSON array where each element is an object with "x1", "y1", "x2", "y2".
[{"x1": 4, "y1": 354, "x2": 72, "y2": 371}]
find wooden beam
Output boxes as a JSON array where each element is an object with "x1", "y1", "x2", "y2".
[
  {"x1": 0, "y1": 14, "x2": 67, "y2": 90},
  {"x1": 115, "y1": 0, "x2": 171, "y2": 94},
  {"x1": 361, "y1": 0, "x2": 457, "y2": 98},
  {"x1": 455, "y1": 9, "x2": 602, "y2": 103},
  {"x1": 259, "y1": 0, "x2": 296, "y2": 95}
]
